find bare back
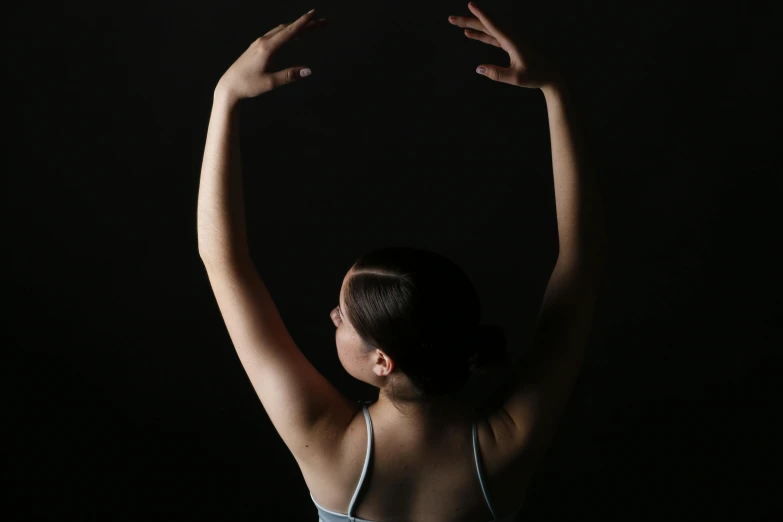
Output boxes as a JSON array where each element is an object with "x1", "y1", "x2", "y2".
[{"x1": 306, "y1": 400, "x2": 531, "y2": 522}]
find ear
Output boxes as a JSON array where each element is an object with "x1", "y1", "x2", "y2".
[{"x1": 373, "y1": 350, "x2": 395, "y2": 377}]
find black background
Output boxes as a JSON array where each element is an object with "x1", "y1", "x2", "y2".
[{"x1": 8, "y1": 0, "x2": 780, "y2": 520}]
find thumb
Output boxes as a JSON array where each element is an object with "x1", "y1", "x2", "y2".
[
  {"x1": 269, "y1": 66, "x2": 312, "y2": 88},
  {"x1": 475, "y1": 64, "x2": 515, "y2": 85}
]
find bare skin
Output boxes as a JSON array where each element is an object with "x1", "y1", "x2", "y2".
[
  {"x1": 205, "y1": 3, "x2": 606, "y2": 520},
  {"x1": 448, "y1": 1, "x2": 563, "y2": 90}
]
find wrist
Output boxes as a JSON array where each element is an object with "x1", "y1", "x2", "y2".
[
  {"x1": 541, "y1": 73, "x2": 568, "y2": 100},
  {"x1": 213, "y1": 81, "x2": 241, "y2": 111},
  {"x1": 542, "y1": 81, "x2": 570, "y2": 107}
]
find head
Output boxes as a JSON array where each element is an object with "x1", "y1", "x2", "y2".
[{"x1": 329, "y1": 247, "x2": 509, "y2": 411}]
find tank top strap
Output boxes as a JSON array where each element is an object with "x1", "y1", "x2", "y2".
[
  {"x1": 472, "y1": 420, "x2": 498, "y2": 520},
  {"x1": 347, "y1": 400, "x2": 374, "y2": 521}
]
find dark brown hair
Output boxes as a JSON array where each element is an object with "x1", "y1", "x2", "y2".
[{"x1": 343, "y1": 247, "x2": 509, "y2": 404}]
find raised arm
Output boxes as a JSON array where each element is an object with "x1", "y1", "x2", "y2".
[
  {"x1": 499, "y1": 81, "x2": 607, "y2": 458},
  {"x1": 448, "y1": 2, "x2": 607, "y2": 464},
  {"x1": 542, "y1": 83, "x2": 607, "y2": 271}
]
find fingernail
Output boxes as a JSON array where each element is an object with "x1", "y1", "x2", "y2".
[
  {"x1": 300, "y1": 68, "x2": 312, "y2": 77},
  {"x1": 476, "y1": 66, "x2": 487, "y2": 75},
  {"x1": 308, "y1": 8, "x2": 315, "y2": 13}
]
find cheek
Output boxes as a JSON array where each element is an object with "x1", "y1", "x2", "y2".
[
  {"x1": 335, "y1": 334, "x2": 355, "y2": 370},
  {"x1": 336, "y1": 329, "x2": 362, "y2": 364},
  {"x1": 335, "y1": 327, "x2": 349, "y2": 356}
]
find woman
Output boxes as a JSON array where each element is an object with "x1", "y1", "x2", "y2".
[{"x1": 197, "y1": 3, "x2": 608, "y2": 521}]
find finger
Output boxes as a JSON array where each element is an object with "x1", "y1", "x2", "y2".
[
  {"x1": 448, "y1": 15, "x2": 489, "y2": 34},
  {"x1": 476, "y1": 64, "x2": 516, "y2": 85},
  {"x1": 464, "y1": 28, "x2": 501, "y2": 48},
  {"x1": 268, "y1": 66, "x2": 312, "y2": 89},
  {"x1": 264, "y1": 24, "x2": 286, "y2": 37},
  {"x1": 264, "y1": 15, "x2": 323, "y2": 39},
  {"x1": 293, "y1": 18, "x2": 328, "y2": 39},
  {"x1": 467, "y1": 2, "x2": 508, "y2": 42},
  {"x1": 302, "y1": 18, "x2": 328, "y2": 31},
  {"x1": 267, "y1": 9, "x2": 318, "y2": 48}
]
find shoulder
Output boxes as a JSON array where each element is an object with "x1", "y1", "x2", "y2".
[
  {"x1": 475, "y1": 407, "x2": 537, "y2": 478},
  {"x1": 301, "y1": 401, "x2": 368, "y2": 508},
  {"x1": 474, "y1": 409, "x2": 536, "y2": 514}
]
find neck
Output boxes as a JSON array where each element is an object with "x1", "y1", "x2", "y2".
[{"x1": 373, "y1": 388, "x2": 474, "y2": 433}]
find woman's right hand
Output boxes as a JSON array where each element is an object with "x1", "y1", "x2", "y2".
[{"x1": 448, "y1": 2, "x2": 563, "y2": 91}]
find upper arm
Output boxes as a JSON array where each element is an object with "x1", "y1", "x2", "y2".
[
  {"x1": 201, "y1": 256, "x2": 358, "y2": 470},
  {"x1": 489, "y1": 261, "x2": 605, "y2": 461}
]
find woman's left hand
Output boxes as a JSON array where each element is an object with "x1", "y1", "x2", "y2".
[{"x1": 216, "y1": 9, "x2": 327, "y2": 103}]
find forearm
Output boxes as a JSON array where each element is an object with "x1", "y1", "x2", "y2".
[
  {"x1": 197, "y1": 87, "x2": 250, "y2": 266},
  {"x1": 542, "y1": 84, "x2": 607, "y2": 270}
]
